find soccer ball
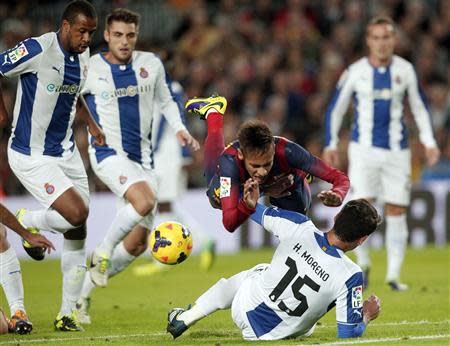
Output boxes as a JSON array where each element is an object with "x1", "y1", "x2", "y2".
[{"x1": 149, "y1": 221, "x2": 193, "y2": 265}]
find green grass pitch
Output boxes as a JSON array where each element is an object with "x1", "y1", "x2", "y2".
[{"x1": 0, "y1": 246, "x2": 448, "y2": 345}]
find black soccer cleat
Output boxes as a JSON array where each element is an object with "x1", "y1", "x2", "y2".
[
  {"x1": 167, "y1": 308, "x2": 189, "y2": 339},
  {"x1": 8, "y1": 310, "x2": 33, "y2": 335}
]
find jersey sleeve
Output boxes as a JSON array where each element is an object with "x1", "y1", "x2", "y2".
[
  {"x1": 284, "y1": 140, "x2": 350, "y2": 200},
  {"x1": 406, "y1": 64, "x2": 437, "y2": 148},
  {"x1": 0, "y1": 38, "x2": 43, "y2": 78},
  {"x1": 218, "y1": 154, "x2": 255, "y2": 232},
  {"x1": 154, "y1": 59, "x2": 186, "y2": 134},
  {"x1": 324, "y1": 68, "x2": 354, "y2": 150},
  {"x1": 335, "y1": 271, "x2": 366, "y2": 338},
  {"x1": 250, "y1": 204, "x2": 310, "y2": 240}
]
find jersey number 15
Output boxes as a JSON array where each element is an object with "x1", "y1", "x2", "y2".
[{"x1": 269, "y1": 257, "x2": 321, "y2": 317}]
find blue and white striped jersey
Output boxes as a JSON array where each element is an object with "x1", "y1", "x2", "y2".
[
  {"x1": 83, "y1": 51, "x2": 186, "y2": 170},
  {"x1": 0, "y1": 32, "x2": 89, "y2": 157},
  {"x1": 246, "y1": 205, "x2": 364, "y2": 340},
  {"x1": 152, "y1": 80, "x2": 191, "y2": 165},
  {"x1": 325, "y1": 56, "x2": 436, "y2": 151}
]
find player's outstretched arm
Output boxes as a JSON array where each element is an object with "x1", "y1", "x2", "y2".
[{"x1": 0, "y1": 204, "x2": 55, "y2": 253}]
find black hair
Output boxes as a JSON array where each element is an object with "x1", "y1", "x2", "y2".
[
  {"x1": 237, "y1": 120, "x2": 274, "y2": 156},
  {"x1": 106, "y1": 8, "x2": 140, "y2": 30},
  {"x1": 62, "y1": 0, "x2": 97, "y2": 24},
  {"x1": 333, "y1": 199, "x2": 381, "y2": 242}
]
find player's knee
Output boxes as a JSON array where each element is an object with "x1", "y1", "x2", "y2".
[
  {"x1": 66, "y1": 205, "x2": 89, "y2": 226},
  {"x1": 385, "y1": 204, "x2": 406, "y2": 216},
  {"x1": 134, "y1": 198, "x2": 156, "y2": 217}
]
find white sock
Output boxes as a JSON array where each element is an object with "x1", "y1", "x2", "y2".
[
  {"x1": 80, "y1": 242, "x2": 137, "y2": 299},
  {"x1": 97, "y1": 204, "x2": 143, "y2": 256},
  {"x1": 0, "y1": 247, "x2": 25, "y2": 315},
  {"x1": 108, "y1": 242, "x2": 137, "y2": 278},
  {"x1": 355, "y1": 239, "x2": 371, "y2": 269},
  {"x1": 24, "y1": 209, "x2": 76, "y2": 233},
  {"x1": 80, "y1": 271, "x2": 96, "y2": 300},
  {"x1": 385, "y1": 214, "x2": 408, "y2": 282},
  {"x1": 180, "y1": 270, "x2": 248, "y2": 326},
  {"x1": 60, "y1": 239, "x2": 87, "y2": 316}
]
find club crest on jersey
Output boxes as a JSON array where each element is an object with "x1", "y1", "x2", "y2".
[
  {"x1": 44, "y1": 183, "x2": 55, "y2": 195},
  {"x1": 119, "y1": 175, "x2": 128, "y2": 185},
  {"x1": 395, "y1": 75, "x2": 401, "y2": 84},
  {"x1": 83, "y1": 65, "x2": 88, "y2": 78},
  {"x1": 139, "y1": 67, "x2": 148, "y2": 78},
  {"x1": 220, "y1": 177, "x2": 231, "y2": 198},
  {"x1": 8, "y1": 43, "x2": 29, "y2": 64},
  {"x1": 351, "y1": 285, "x2": 363, "y2": 308}
]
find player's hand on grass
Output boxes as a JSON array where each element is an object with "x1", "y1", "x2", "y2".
[
  {"x1": 317, "y1": 190, "x2": 342, "y2": 206},
  {"x1": 23, "y1": 233, "x2": 55, "y2": 254},
  {"x1": 425, "y1": 147, "x2": 440, "y2": 167},
  {"x1": 264, "y1": 173, "x2": 294, "y2": 198},
  {"x1": 177, "y1": 130, "x2": 200, "y2": 151},
  {"x1": 322, "y1": 149, "x2": 340, "y2": 167},
  {"x1": 89, "y1": 126, "x2": 106, "y2": 146},
  {"x1": 243, "y1": 178, "x2": 259, "y2": 209},
  {"x1": 362, "y1": 294, "x2": 381, "y2": 325}
]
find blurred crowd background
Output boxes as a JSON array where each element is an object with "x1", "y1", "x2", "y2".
[{"x1": 0, "y1": 0, "x2": 449, "y2": 197}]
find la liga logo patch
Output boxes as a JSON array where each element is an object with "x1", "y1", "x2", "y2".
[
  {"x1": 44, "y1": 183, "x2": 55, "y2": 194},
  {"x1": 119, "y1": 175, "x2": 128, "y2": 185}
]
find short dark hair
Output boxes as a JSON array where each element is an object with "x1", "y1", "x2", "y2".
[
  {"x1": 333, "y1": 199, "x2": 381, "y2": 242},
  {"x1": 366, "y1": 16, "x2": 396, "y2": 34},
  {"x1": 106, "y1": 8, "x2": 140, "y2": 29},
  {"x1": 62, "y1": 0, "x2": 97, "y2": 24},
  {"x1": 238, "y1": 120, "x2": 274, "y2": 156}
]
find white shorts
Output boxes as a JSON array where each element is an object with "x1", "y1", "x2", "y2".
[
  {"x1": 348, "y1": 142, "x2": 411, "y2": 206},
  {"x1": 231, "y1": 264, "x2": 270, "y2": 340},
  {"x1": 8, "y1": 147, "x2": 89, "y2": 208},
  {"x1": 90, "y1": 154, "x2": 158, "y2": 228},
  {"x1": 154, "y1": 157, "x2": 187, "y2": 203}
]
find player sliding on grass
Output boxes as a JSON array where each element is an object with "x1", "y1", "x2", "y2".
[
  {"x1": 185, "y1": 95, "x2": 350, "y2": 232},
  {"x1": 0, "y1": 203, "x2": 54, "y2": 334},
  {"x1": 167, "y1": 184, "x2": 381, "y2": 340}
]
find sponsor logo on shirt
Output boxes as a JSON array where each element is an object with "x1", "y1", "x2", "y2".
[
  {"x1": 46, "y1": 83, "x2": 81, "y2": 94},
  {"x1": 100, "y1": 84, "x2": 152, "y2": 101},
  {"x1": 352, "y1": 285, "x2": 363, "y2": 308},
  {"x1": 373, "y1": 88, "x2": 392, "y2": 100},
  {"x1": 219, "y1": 177, "x2": 231, "y2": 198},
  {"x1": 8, "y1": 43, "x2": 29, "y2": 64}
]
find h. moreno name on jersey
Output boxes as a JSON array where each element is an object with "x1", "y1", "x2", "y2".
[
  {"x1": 293, "y1": 243, "x2": 330, "y2": 282},
  {"x1": 100, "y1": 84, "x2": 152, "y2": 100}
]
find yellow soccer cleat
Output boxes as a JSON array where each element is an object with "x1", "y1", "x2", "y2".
[
  {"x1": 185, "y1": 95, "x2": 227, "y2": 119},
  {"x1": 54, "y1": 311, "x2": 84, "y2": 332},
  {"x1": 16, "y1": 208, "x2": 45, "y2": 261}
]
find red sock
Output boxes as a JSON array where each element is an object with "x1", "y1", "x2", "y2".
[{"x1": 204, "y1": 112, "x2": 224, "y2": 182}]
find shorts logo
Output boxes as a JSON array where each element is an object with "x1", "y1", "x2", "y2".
[
  {"x1": 220, "y1": 177, "x2": 231, "y2": 198},
  {"x1": 44, "y1": 183, "x2": 55, "y2": 195},
  {"x1": 140, "y1": 67, "x2": 148, "y2": 78},
  {"x1": 119, "y1": 175, "x2": 128, "y2": 185},
  {"x1": 8, "y1": 43, "x2": 29, "y2": 64},
  {"x1": 351, "y1": 285, "x2": 363, "y2": 308}
]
